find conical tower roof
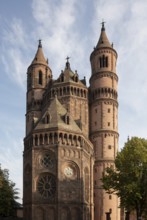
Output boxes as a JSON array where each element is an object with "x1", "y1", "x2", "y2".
[
  {"x1": 96, "y1": 22, "x2": 112, "y2": 49},
  {"x1": 31, "y1": 40, "x2": 48, "y2": 65}
]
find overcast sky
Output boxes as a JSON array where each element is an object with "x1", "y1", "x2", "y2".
[{"x1": 0, "y1": 0, "x2": 147, "y2": 203}]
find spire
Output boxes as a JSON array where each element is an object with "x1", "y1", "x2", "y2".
[
  {"x1": 96, "y1": 21, "x2": 112, "y2": 49},
  {"x1": 31, "y1": 40, "x2": 48, "y2": 66}
]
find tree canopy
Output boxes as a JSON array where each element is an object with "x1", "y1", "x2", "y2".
[
  {"x1": 0, "y1": 165, "x2": 19, "y2": 217},
  {"x1": 101, "y1": 137, "x2": 147, "y2": 220}
]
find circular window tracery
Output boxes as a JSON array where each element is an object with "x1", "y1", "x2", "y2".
[
  {"x1": 64, "y1": 166, "x2": 74, "y2": 177},
  {"x1": 37, "y1": 174, "x2": 56, "y2": 198},
  {"x1": 40, "y1": 154, "x2": 54, "y2": 169},
  {"x1": 62, "y1": 161, "x2": 79, "y2": 180}
]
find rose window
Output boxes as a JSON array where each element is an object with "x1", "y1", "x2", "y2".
[{"x1": 37, "y1": 174, "x2": 56, "y2": 198}]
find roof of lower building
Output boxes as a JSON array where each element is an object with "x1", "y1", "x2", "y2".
[{"x1": 33, "y1": 95, "x2": 82, "y2": 133}]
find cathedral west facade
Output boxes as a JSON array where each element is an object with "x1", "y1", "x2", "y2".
[{"x1": 23, "y1": 23, "x2": 120, "y2": 220}]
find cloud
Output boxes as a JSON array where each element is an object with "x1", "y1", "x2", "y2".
[
  {"x1": 31, "y1": 0, "x2": 90, "y2": 78},
  {"x1": 32, "y1": 0, "x2": 76, "y2": 30},
  {"x1": 1, "y1": 0, "x2": 147, "y2": 203},
  {"x1": 0, "y1": 18, "x2": 31, "y2": 89},
  {"x1": 1, "y1": 49, "x2": 26, "y2": 89},
  {"x1": 0, "y1": 0, "x2": 93, "y2": 204},
  {"x1": 0, "y1": 0, "x2": 93, "y2": 89},
  {"x1": 92, "y1": 0, "x2": 147, "y2": 148}
]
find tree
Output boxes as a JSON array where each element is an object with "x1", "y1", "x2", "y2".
[
  {"x1": 0, "y1": 165, "x2": 19, "y2": 217},
  {"x1": 101, "y1": 137, "x2": 147, "y2": 220}
]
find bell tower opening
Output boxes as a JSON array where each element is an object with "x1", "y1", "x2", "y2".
[{"x1": 99, "y1": 55, "x2": 108, "y2": 68}]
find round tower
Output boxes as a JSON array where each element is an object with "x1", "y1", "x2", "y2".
[
  {"x1": 89, "y1": 23, "x2": 120, "y2": 220},
  {"x1": 26, "y1": 40, "x2": 52, "y2": 135}
]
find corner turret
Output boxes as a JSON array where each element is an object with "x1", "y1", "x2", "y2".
[
  {"x1": 26, "y1": 41, "x2": 52, "y2": 135},
  {"x1": 90, "y1": 22, "x2": 117, "y2": 76}
]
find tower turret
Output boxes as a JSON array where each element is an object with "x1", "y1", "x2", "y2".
[
  {"x1": 42, "y1": 58, "x2": 89, "y2": 137},
  {"x1": 89, "y1": 23, "x2": 120, "y2": 220},
  {"x1": 26, "y1": 40, "x2": 52, "y2": 135}
]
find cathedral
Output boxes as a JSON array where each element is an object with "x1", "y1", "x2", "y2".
[{"x1": 23, "y1": 23, "x2": 119, "y2": 220}]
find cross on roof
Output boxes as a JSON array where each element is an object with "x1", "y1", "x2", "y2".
[
  {"x1": 66, "y1": 56, "x2": 70, "y2": 62},
  {"x1": 101, "y1": 20, "x2": 106, "y2": 30},
  {"x1": 38, "y1": 39, "x2": 42, "y2": 48}
]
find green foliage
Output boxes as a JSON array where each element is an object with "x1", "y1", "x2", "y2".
[
  {"x1": 101, "y1": 137, "x2": 147, "y2": 219},
  {"x1": 0, "y1": 165, "x2": 19, "y2": 217}
]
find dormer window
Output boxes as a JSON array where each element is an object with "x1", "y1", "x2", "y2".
[
  {"x1": 99, "y1": 55, "x2": 108, "y2": 68},
  {"x1": 61, "y1": 75, "x2": 64, "y2": 82},
  {"x1": 75, "y1": 76, "x2": 78, "y2": 82},
  {"x1": 45, "y1": 114, "x2": 50, "y2": 124},
  {"x1": 38, "y1": 71, "x2": 43, "y2": 85},
  {"x1": 64, "y1": 114, "x2": 70, "y2": 125},
  {"x1": 60, "y1": 71, "x2": 64, "y2": 82},
  {"x1": 67, "y1": 116, "x2": 69, "y2": 124}
]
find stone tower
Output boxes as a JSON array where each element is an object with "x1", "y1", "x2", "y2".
[
  {"x1": 23, "y1": 42, "x2": 94, "y2": 220},
  {"x1": 23, "y1": 23, "x2": 120, "y2": 220},
  {"x1": 25, "y1": 40, "x2": 52, "y2": 136},
  {"x1": 89, "y1": 22, "x2": 119, "y2": 220}
]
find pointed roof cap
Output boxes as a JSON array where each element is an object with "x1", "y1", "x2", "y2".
[
  {"x1": 62, "y1": 57, "x2": 75, "y2": 80},
  {"x1": 55, "y1": 58, "x2": 86, "y2": 86},
  {"x1": 31, "y1": 40, "x2": 48, "y2": 65},
  {"x1": 96, "y1": 22, "x2": 112, "y2": 49}
]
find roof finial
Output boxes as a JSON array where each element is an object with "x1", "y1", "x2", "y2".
[
  {"x1": 65, "y1": 56, "x2": 70, "y2": 69},
  {"x1": 66, "y1": 56, "x2": 70, "y2": 63},
  {"x1": 101, "y1": 19, "x2": 106, "y2": 31},
  {"x1": 38, "y1": 39, "x2": 42, "y2": 48}
]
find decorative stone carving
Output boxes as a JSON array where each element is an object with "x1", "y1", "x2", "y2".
[{"x1": 40, "y1": 154, "x2": 54, "y2": 169}]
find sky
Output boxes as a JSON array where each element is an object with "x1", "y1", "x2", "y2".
[{"x1": 0, "y1": 0, "x2": 147, "y2": 203}]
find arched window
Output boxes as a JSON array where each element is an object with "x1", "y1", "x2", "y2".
[
  {"x1": 38, "y1": 71, "x2": 43, "y2": 85},
  {"x1": 75, "y1": 76, "x2": 78, "y2": 82},
  {"x1": 64, "y1": 114, "x2": 70, "y2": 125},
  {"x1": 60, "y1": 72, "x2": 64, "y2": 82},
  {"x1": 99, "y1": 57, "x2": 103, "y2": 68},
  {"x1": 84, "y1": 167, "x2": 89, "y2": 202},
  {"x1": 46, "y1": 115, "x2": 49, "y2": 123},
  {"x1": 99, "y1": 55, "x2": 108, "y2": 68},
  {"x1": 67, "y1": 116, "x2": 69, "y2": 125}
]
